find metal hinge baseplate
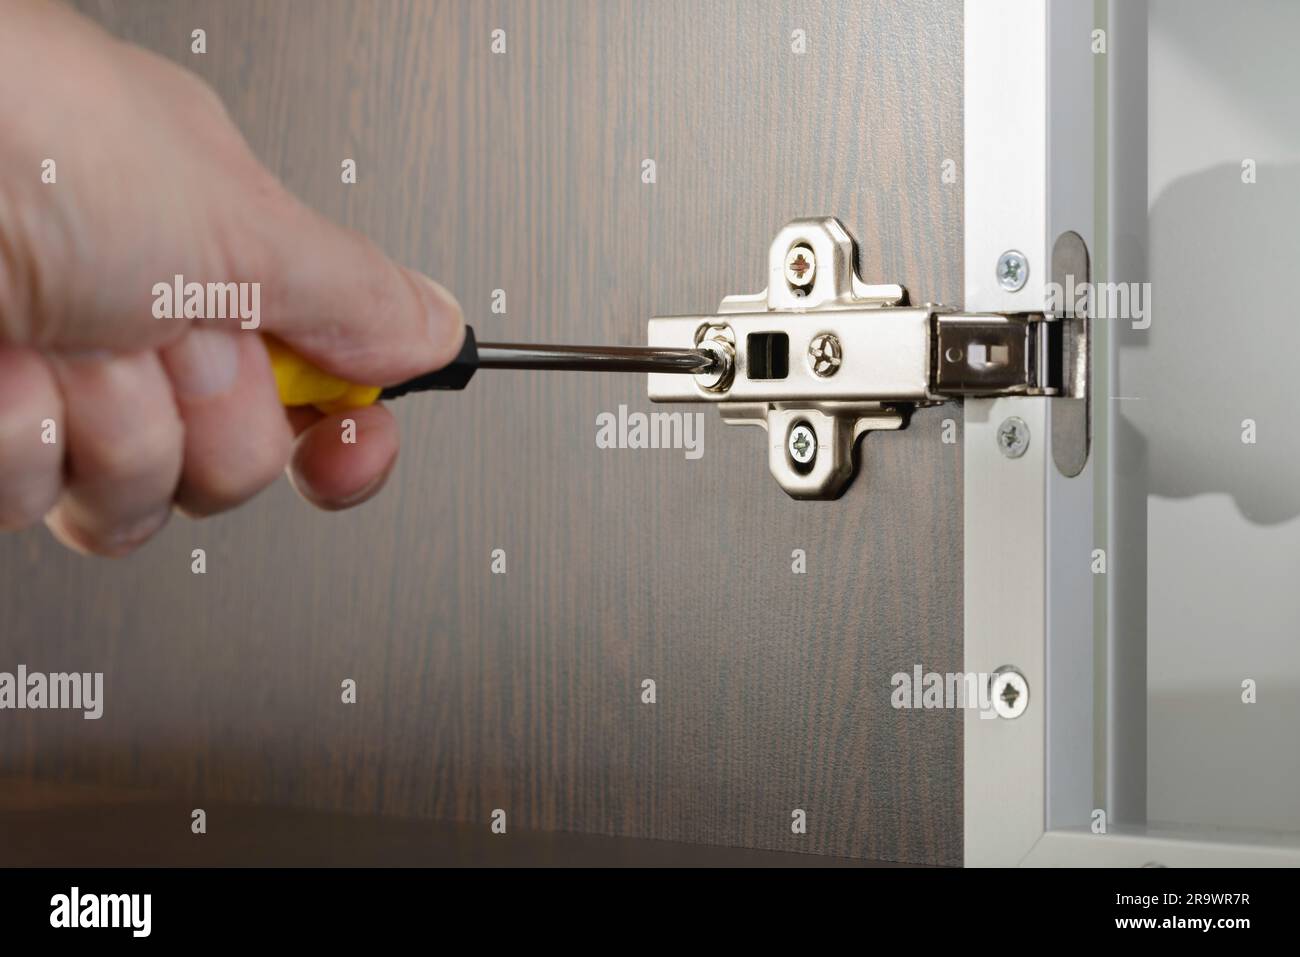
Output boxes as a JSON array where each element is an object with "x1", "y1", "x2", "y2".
[{"x1": 647, "y1": 218, "x2": 1089, "y2": 499}]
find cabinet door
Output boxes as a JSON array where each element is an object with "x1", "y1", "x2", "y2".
[
  {"x1": 0, "y1": 0, "x2": 964, "y2": 865},
  {"x1": 963, "y1": 0, "x2": 1300, "y2": 868}
]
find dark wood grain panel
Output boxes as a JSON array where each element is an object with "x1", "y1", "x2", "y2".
[
  {"x1": 2, "y1": 0, "x2": 964, "y2": 864},
  {"x1": 0, "y1": 777, "x2": 906, "y2": 867}
]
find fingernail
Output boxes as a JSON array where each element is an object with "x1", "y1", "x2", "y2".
[
  {"x1": 332, "y1": 465, "x2": 393, "y2": 509},
  {"x1": 415, "y1": 273, "x2": 464, "y2": 345},
  {"x1": 104, "y1": 507, "x2": 171, "y2": 552},
  {"x1": 289, "y1": 455, "x2": 395, "y2": 512},
  {"x1": 168, "y1": 329, "x2": 240, "y2": 398}
]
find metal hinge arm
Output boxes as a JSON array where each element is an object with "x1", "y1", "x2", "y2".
[{"x1": 646, "y1": 218, "x2": 1088, "y2": 499}]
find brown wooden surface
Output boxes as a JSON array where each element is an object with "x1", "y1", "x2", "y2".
[
  {"x1": 1, "y1": 0, "x2": 964, "y2": 864},
  {"x1": 0, "y1": 777, "x2": 908, "y2": 867}
]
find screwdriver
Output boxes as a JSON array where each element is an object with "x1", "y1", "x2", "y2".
[{"x1": 265, "y1": 327, "x2": 725, "y2": 413}]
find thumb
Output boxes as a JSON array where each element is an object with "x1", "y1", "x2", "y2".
[{"x1": 250, "y1": 198, "x2": 464, "y2": 387}]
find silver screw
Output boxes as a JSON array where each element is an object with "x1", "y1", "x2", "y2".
[
  {"x1": 996, "y1": 249, "x2": 1028, "y2": 292},
  {"x1": 784, "y1": 244, "x2": 816, "y2": 290},
  {"x1": 807, "y1": 333, "x2": 842, "y2": 377},
  {"x1": 996, "y1": 416, "x2": 1030, "y2": 458},
  {"x1": 989, "y1": 667, "x2": 1029, "y2": 719},
  {"x1": 693, "y1": 324, "x2": 735, "y2": 392},
  {"x1": 787, "y1": 422, "x2": 817, "y2": 466}
]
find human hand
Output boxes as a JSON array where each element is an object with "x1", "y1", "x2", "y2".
[{"x1": 0, "y1": 0, "x2": 463, "y2": 556}]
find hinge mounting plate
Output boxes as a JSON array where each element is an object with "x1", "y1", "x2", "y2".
[{"x1": 647, "y1": 218, "x2": 1089, "y2": 499}]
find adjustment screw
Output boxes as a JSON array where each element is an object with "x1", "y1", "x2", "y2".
[
  {"x1": 996, "y1": 416, "x2": 1030, "y2": 458},
  {"x1": 787, "y1": 422, "x2": 817, "y2": 467},
  {"x1": 784, "y1": 243, "x2": 816, "y2": 290},
  {"x1": 996, "y1": 249, "x2": 1029, "y2": 292},
  {"x1": 694, "y1": 329, "x2": 735, "y2": 393},
  {"x1": 807, "y1": 333, "x2": 842, "y2": 377},
  {"x1": 989, "y1": 667, "x2": 1029, "y2": 719}
]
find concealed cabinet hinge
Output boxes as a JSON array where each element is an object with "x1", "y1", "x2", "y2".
[{"x1": 647, "y1": 218, "x2": 1090, "y2": 499}]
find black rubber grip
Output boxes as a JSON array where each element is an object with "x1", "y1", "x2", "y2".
[{"x1": 379, "y1": 326, "x2": 479, "y2": 397}]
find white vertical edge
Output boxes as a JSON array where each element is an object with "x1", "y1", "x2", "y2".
[
  {"x1": 963, "y1": 0, "x2": 1049, "y2": 867},
  {"x1": 964, "y1": 0, "x2": 1097, "y2": 865},
  {"x1": 963, "y1": 397, "x2": 1049, "y2": 866},
  {"x1": 1044, "y1": 0, "x2": 1096, "y2": 831}
]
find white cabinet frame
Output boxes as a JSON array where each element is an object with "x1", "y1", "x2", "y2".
[{"x1": 961, "y1": 0, "x2": 1300, "y2": 867}]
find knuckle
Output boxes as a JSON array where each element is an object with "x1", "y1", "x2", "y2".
[
  {"x1": 76, "y1": 410, "x2": 183, "y2": 484},
  {"x1": 182, "y1": 429, "x2": 289, "y2": 515}
]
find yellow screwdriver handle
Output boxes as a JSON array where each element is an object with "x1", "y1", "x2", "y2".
[{"x1": 263, "y1": 337, "x2": 382, "y2": 413}]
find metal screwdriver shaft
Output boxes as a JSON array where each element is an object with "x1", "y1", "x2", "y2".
[
  {"x1": 477, "y1": 341, "x2": 718, "y2": 374},
  {"x1": 378, "y1": 326, "x2": 725, "y2": 398}
]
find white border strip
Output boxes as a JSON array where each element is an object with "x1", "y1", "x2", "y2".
[
  {"x1": 963, "y1": 0, "x2": 1096, "y2": 865},
  {"x1": 963, "y1": 0, "x2": 1052, "y2": 867}
]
